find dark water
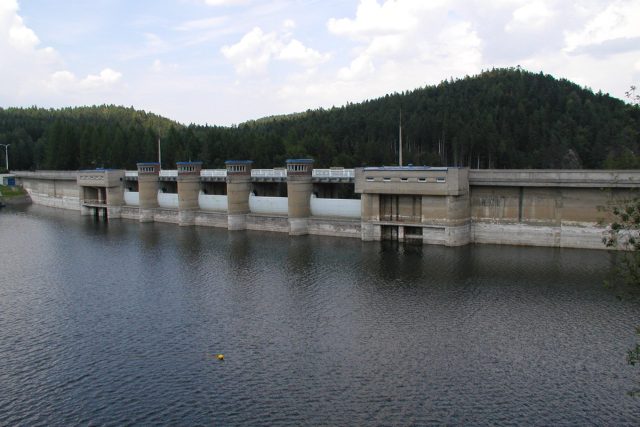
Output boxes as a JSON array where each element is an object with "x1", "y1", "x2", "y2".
[{"x1": 1, "y1": 205, "x2": 639, "y2": 425}]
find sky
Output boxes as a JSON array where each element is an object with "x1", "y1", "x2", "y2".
[{"x1": 1, "y1": 0, "x2": 639, "y2": 126}]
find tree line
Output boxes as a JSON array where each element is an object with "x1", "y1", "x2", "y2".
[{"x1": 1, "y1": 68, "x2": 639, "y2": 171}]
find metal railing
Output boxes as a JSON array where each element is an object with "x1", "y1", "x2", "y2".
[
  {"x1": 312, "y1": 169, "x2": 355, "y2": 178},
  {"x1": 201, "y1": 169, "x2": 227, "y2": 177},
  {"x1": 251, "y1": 169, "x2": 287, "y2": 178},
  {"x1": 118, "y1": 168, "x2": 355, "y2": 179}
]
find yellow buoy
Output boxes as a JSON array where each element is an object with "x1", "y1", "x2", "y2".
[{"x1": 216, "y1": 354, "x2": 224, "y2": 361}]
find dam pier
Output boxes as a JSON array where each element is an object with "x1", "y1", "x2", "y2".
[{"x1": 13, "y1": 161, "x2": 640, "y2": 249}]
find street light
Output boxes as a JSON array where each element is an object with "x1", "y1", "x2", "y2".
[{"x1": 0, "y1": 144, "x2": 9, "y2": 171}]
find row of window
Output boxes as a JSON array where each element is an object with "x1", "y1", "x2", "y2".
[{"x1": 365, "y1": 177, "x2": 446, "y2": 183}]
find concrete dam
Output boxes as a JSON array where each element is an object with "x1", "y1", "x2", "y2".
[{"x1": 13, "y1": 160, "x2": 640, "y2": 249}]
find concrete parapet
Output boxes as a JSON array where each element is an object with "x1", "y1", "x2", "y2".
[
  {"x1": 469, "y1": 169, "x2": 640, "y2": 188},
  {"x1": 14, "y1": 170, "x2": 77, "y2": 181}
]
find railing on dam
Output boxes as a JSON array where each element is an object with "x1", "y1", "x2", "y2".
[
  {"x1": 159, "y1": 170, "x2": 178, "y2": 178},
  {"x1": 123, "y1": 168, "x2": 356, "y2": 181},
  {"x1": 313, "y1": 169, "x2": 355, "y2": 179},
  {"x1": 201, "y1": 169, "x2": 227, "y2": 178},
  {"x1": 252, "y1": 169, "x2": 287, "y2": 179}
]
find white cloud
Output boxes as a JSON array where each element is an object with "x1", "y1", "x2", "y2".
[
  {"x1": 49, "y1": 70, "x2": 76, "y2": 87},
  {"x1": 0, "y1": 0, "x2": 123, "y2": 104},
  {"x1": 564, "y1": 0, "x2": 640, "y2": 54},
  {"x1": 505, "y1": 1, "x2": 555, "y2": 32},
  {"x1": 327, "y1": 0, "x2": 435, "y2": 39},
  {"x1": 221, "y1": 27, "x2": 279, "y2": 74},
  {"x1": 278, "y1": 39, "x2": 329, "y2": 67},
  {"x1": 1, "y1": 0, "x2": 49, "y2": 54},
  {"x1": 48, "y1": 68, "x2": 123, "y2": 92},
  {"x1": 81, "y1": 68, "x2": 122, "y2": 89},
  {"x1": 327, "y1": 0, "x2": 483, "y2": 86},
  {"x1": 338, "y1": 54, "x2": 375, "y2": 80},
  {"x1": 221, "y1": 25, "x2": 329, "y2": 74}
]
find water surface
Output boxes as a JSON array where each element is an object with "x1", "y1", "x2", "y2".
[{"x1": 1, "y1": 205, "x2": 639, "y2": 425}]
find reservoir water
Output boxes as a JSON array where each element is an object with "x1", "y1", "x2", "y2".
[{"x1": 1, "y1": 205, "x2": 639, "y2": 425}]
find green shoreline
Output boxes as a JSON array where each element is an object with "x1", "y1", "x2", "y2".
[{"x1": 0, "y1": 185, "x2": 30, "y2": 206}]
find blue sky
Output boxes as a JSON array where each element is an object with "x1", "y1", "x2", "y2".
[{"x1": 2, "y1": 0, "x2": 640, "y2": 125}]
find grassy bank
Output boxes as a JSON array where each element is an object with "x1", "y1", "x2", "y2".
[{"x1": 0, "y1": 185, "x2": 26, "y2": 198}]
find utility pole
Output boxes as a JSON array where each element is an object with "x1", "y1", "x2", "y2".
[
  {"x1": 157, "y1": 137, "x2": 161, "y2": 170},
  {"x1": 0, "y1": 144, "x2": 9, "y2": 171},
  {"x1": 398, "y1": 108, "x2": 403, "y2": 167}
]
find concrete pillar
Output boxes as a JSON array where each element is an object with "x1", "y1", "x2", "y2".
[
  {"x1": 225, "y1": 160, "x2": 253, "y2": 230},
  {"x1": 106, "y1": 183, "x2": 124, "y2": 219},
  {"x1": 177, "y1": 161, "x2": 202, "y2": 226},
  {"x1": 360, "y1": 193, "x2": 381, "y2": 241},
  {"x1": 137, "y1": 162, "x2": 160, "y2": 223},
  {"x1": 286, "y1": 159, "x2": 314, "y2": 235}
]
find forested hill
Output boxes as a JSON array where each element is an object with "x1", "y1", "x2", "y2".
[
  {"x1": 2, "y1": 68, "x2": 639, "y2": 171},
  {"x1": 0, "y1": 105, "x2": 179, "y2": 171}
]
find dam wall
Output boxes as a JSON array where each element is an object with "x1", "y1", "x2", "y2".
[
  {"x1": 15, "y1": 171, "x2": 80, "y2": 210},
  {"x1": 468, "y1": 170, "x2": 638, "y2": 248},
  {"x1": 12, "y1": 166, "x2": 640, "y2": 249}
]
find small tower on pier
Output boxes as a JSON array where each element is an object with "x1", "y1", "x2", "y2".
[
  {"x1": 225, "y1": 160, "x2": 253, "y2": 230},
  {"x1": 177, "y1": 161, "x2": 202, "y2": 226},
  {"x1": 137, "y1": 162, "x2": 160, "y2": 223},
  {"x1": 286, "y1": 159, "x2": 314, "y2": 235}
]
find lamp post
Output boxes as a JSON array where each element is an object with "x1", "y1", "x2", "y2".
[{"x1": 0, "y1": 144, "x2": 9, "y2": 171}]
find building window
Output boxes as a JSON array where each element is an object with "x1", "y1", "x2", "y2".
[{"x1": 436, "y1": 177, "x2": 446, "y2": 183}]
